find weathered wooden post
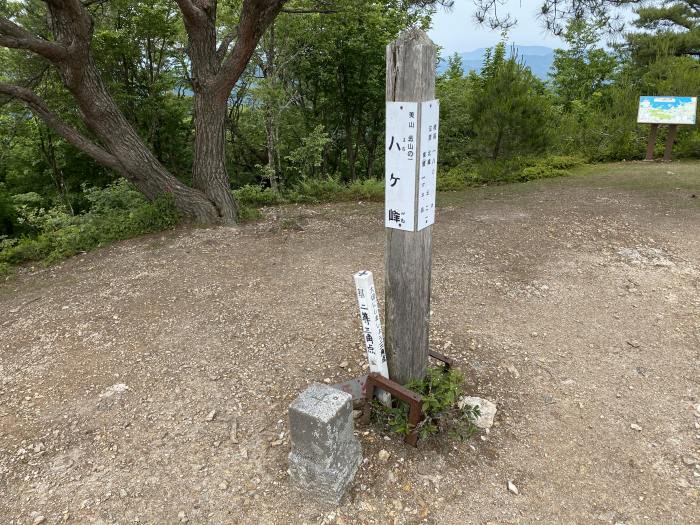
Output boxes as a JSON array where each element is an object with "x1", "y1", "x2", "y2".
[
  {"x1": 644, "y1": 124, "x2": 659, "y2": 161},
  {"x1": 663, "y1": 124, "x2": 679, "y2": 162},
  {"x1": 384, "y1": 29, "x2": 437, "y2": 385}
]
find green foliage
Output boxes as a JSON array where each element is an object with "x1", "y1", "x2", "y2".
[
  {"x1": 628, "y1": 1, "x2": 700, "y2": 65},
  {"x1": 285, "y1": 125, "x2": 332, "y2": 178},
  {"x1": 436, "y1": 60, "x2": 474, "y2": 169},
  {"x1": 437, "y1": 156, "x2": 584, "y2": 190},
  {"x1": 0, "y1": 180, "x2": 179, "y2": 271},
  {"x1": 286, "y1": 177, "x2": 384, "y2": 204},
  {"x1": 550, "y1": 19, "x2": 617, "y2": 107},
  {"x1": 0, "y1": 184, "x2": 18, "y2": 236},
  {"x1": 233, "y1": 185, "x2": 285, "y2": 207},
  {"x1": 470, "y1": 44, "x2": 555, "y2": 161},
  {"x1": 372, "y1": 365, "x2": 481, "y2": 441}
]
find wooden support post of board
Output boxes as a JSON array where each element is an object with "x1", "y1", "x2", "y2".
[
  {"x1": 663, "y1": 124, "x2": 678, "y2": 162},
  {"x1": 645, "y1": 124, "x2": 659, "y2": 161},
  {"x1": 384, "y1": 29, "x2": 436, "y2": 385}
]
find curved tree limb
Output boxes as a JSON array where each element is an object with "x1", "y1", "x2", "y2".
[
  {"x1": 174, "y1": 0, "x2": 207, "y2": 27},
  {"x1": 0, "y1": 17, "x2": 68, "y2": 62},
  {"x1": 0, "y1": 83, "x2": 123, "y2": 173},
  {"x1": 215, "y1": 0, "x2": 287, "y2": 98}
]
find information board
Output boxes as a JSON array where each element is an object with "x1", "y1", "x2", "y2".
[{"x1": 637, "y1": 96, "x2": 697, "y2": 125}]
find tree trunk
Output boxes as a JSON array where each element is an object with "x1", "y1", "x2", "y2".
[
  {"x1": 64, "y1": 63, "x2": 221, "y2": 222},
  {"x1": 492, "y1": 128, "x2": 504, "y2": 161},
  {"x1": 46, "y1": 0, "x2": 221, "y2": 223},
  {"x1": 192, "y1": 90, "x2": 238, "y2": 223},
  {"x1": 345, "y1": 115, "x2": 357, "y2": 181},
  {"x1": 265, "y1": 110, "x2": 279, "y2": 192},
  {"x1": 2, "y1": 0, "x2": 288, "y2": 224},
  {"x1": 262, "y1": 23, "x2": 280, "y2": 192}
]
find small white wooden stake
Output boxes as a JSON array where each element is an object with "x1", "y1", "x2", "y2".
[{"x1": 353, "y1": 271, "x2": 391, "y2": 405}]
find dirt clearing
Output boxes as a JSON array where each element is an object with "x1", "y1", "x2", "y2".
[{"x1": 1, "y1": 161, "x2": 699, "y2": 524}]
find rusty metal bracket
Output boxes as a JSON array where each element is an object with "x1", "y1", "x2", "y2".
[
  {"x1": 428, "y1": 350, "x2": 455, "y2": 370},
  {"x1": 361, "y1": 372, "x2": 424, "y2": 447},
  {"x1": 360, "y1": 352, "x2": 457, "y2": 447}
]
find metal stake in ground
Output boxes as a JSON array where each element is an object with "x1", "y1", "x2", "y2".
[{"x1": 384, "y1": 29, "x2": 437, "y2": 385}]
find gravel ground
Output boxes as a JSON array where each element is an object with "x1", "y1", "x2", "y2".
[{"x1": 1, "y1": 161, "x2": 699, "y2": 524}]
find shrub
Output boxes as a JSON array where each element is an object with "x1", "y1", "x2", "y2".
[
  {"x1": 233, "y1": 185, "x2": 285, "y2": 207},
  {"x1": 438, "y1": 159, "x2": 475, "y2": 191},
  {"x1": 372, "y1": 365, "x2": 481, "y2": 441},
  {"x1": 0, "y1": 180, "x2": 179, "y2": 270},
  {"x1": 286, "y1": 177, "x2": 348, "y2": 203},
  {"x1": 82, "y1": 178, "x2": 145, "y2": 214},
  {"x1": 0, "y1": 184, "x2": 18, "y2": 236},
  {"x1": 345, "y1": 178, "x2": 384, "y2": 201}
]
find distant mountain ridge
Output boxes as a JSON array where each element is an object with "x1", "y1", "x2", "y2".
[{"x1": 438, "y1": 45, "x2": 557, "y2": 80}]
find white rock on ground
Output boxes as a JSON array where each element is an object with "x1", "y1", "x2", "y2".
[
  {"x1": 458, "y1": 396, "x2": 497, "y2": 430},
  {"x1": 99, "y1": 383, "x2": 129, "y2": 398}
]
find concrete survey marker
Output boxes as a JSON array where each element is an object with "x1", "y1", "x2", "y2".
[{"x1": 288, "y1": 383, "x2": 362, "y2": 503}]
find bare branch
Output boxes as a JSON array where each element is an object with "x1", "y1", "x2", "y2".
[
  {"x1": 0, "y1": 17, "x2": 68, "y2": 61},
  {"x1": 473, "y1": 0, "x2": 640, "y2": 34},
  {"x1": 0, "y1": 83, "x2": 123, "y2": 172}
]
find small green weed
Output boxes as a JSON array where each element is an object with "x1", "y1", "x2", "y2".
[{"x1": 372, "y1": 365, "x2": 481, "y2": 441}]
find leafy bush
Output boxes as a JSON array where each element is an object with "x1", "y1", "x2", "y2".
[
  {"x1": 437, "y1": 159, "x2": 474, "y2": 191},
  {"x1": 233, "y1": 185, "x2": 285, "y2": 207},
  {"x1": 436, "y1": 155, "x2": 584, "y2": 190},
  {"x1": 285, "y1": 177, "x2": 385, "y2": 204},
  {"x1": 82, "y1": 178, "x2": 146, "y2": 214},
  {"x1": 0, "y1": 184, "x2": 18, "y2": 236},
  {"x1": 343, "y1": 178, "x2": 384, "y2": 201},
  {"x1": 286, "y1": 177, "x2": 348, "y2": 203},
  {"x1": 372, "y1": 365, "x2": 481, "y2": 441},
  {"x1": 285, "y1": 124, "x2": 332, "y2": 178},
  {"x1": 676, "y1": 130, "x2": 700, "y2": 159},
  {"x1": 0, "y1": 180, "x2": 179, "y2": 271}
]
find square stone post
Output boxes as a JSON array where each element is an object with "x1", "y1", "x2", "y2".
[{"x1": 288, "y1": 384, "x2": 362, "y2": 503}]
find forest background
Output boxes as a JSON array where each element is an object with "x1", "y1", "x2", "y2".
[{"x1": 1, "y1": 0, "x2": 698, "y2": 273}]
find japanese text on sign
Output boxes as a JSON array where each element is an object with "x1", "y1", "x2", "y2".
[
  {"x1": 417, "y1": 100, "x2": 439, "y2": 230},
  {"x1": 353, "y1": 270, "x2": 390, "y2": 405},
  {"x1": 385, "y1": 102, "x2": 418, "y2": 231},
  {"x1": 385, "y1": 99, "x2": 440, "y2": 231}
]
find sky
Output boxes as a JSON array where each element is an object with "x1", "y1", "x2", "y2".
[{"x1": 428, "y1": 1, "x2": 564, "y2": 54}]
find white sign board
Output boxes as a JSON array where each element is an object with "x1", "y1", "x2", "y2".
[
  {"x1": 385, "y1": 102, "x2": 418, "y2": 231},
  {"x1": 637, "y1": 96, "x2": 697, "y2": 125},
  {"x1": 353, "y1": 270, "x2": 390, "y2": 405},
  {"x1": 385, "y1": 100, "x2": 440, "y2": 232},
  {"x1": 417, "y1": 100, "x2": 439, "y2": 230}
]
